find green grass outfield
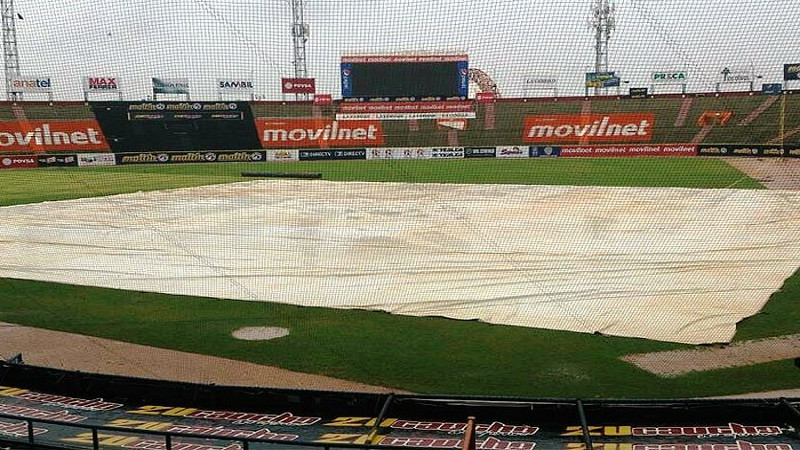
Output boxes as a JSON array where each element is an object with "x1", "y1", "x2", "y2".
[{"x1": 2, "y1": 157, "x2": 799, "y2": 398}]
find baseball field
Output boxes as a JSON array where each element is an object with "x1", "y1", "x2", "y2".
[{"x1": 1, "y1": 157, "x2": 799, "y2": 398}]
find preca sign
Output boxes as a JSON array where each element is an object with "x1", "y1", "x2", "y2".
[
  {"x1": 523, "y1": 114, "x2": 655, "y2": 143},
  {"x1": 651, "y1": 71, "x2": 687, "y2": 83},
  {"x1": 0, "y1": 120, "x2": 109, "y2": 152},
  {"x1": 256, "y1": 118, "x2": 384, "y2": 148}
]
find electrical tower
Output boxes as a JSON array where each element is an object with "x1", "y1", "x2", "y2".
[
  {"x1": 1, "y1": 0, "x2": 21, "y2": 101},
  {"x1": 589, "y1": 0, "x2": 615, "y2": 95},
  {"x1": 290, "y1": 0, "x2": 309, "y2": 99}
]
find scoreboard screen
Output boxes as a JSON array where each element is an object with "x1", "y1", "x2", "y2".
[{"x1": 341, "y1": 55, "x2": 469, "y2": 100}]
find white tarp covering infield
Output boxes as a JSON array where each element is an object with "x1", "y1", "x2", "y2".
[{"x1": 2, "y1": 180, "x2": 800, "y2": 345}]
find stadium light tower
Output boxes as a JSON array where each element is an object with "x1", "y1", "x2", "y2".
[
  {"x1": 1, "y1": 0, "x2": 21, "y2": 101},
  {"x1": 290, "y1": 0, "x2": 310, "y2": 99},
  {"x1": 589, "y1": 0, "x2": 615, "y2": 95}
]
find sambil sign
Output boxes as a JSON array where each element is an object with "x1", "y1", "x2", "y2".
[
  {"x1": 256, "y1": 118, "x2": 384, "y2": 148},
  {"x1": 0, "y1": 120, "x2": 108, "y2": 152},
  {"x1": 217, "y1": 79, "x2": 254, "y2": 92},
  {"x1": 83, "y1": 77, "x2": 119, "y2": 91},
  {"x1": 282, "y1": 78, "x2": 316, "y2": 94},
  {"x1": 522, "y1": 114, "x2": 655, "y2": 143}
]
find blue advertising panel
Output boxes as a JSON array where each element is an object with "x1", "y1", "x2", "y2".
[
  {"x1": 340, "y1": 63, "x2": 353, "y2": 98},
  {"x1": 762, "y1": 83, "x2": 783, "y2": 95},
  {"x1": 458, "y1": 60, "x2": 469, "y2": 98},
  {"x1": 585, "y1": 72, "x2": 620, "y2": 88}
]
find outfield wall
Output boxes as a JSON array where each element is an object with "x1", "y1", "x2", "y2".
[
  {"x1": 0, "y1": 92, "x2": 798, "y2": 161},
  {"x1": 1, "y1": 362, "x2": 799, "y2": 450}
]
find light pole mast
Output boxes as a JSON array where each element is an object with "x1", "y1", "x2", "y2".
[
  {"x1": 290, "y1": 0, "x2": 309, "y2": 99},
  {"x1": 589, "y1": 0, "x2": 615, "y2": 96},
  {"x1": 1, "y1": 0, "x2": 21, "y2": 101}
]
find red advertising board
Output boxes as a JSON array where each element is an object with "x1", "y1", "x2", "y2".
[
  {"x1": 559, "y1": 144, "x2": 697, "y2": 157},
  {"x1": 0, "y1": 154, "x2": 37, "y2": 169},
  {"x1": 341, "y1": 55, "x2": 468, "y2": 63},
  {"x1": 336, "y1": 101, "x2": 475, "y2": 120},
  {"x1": 281, "y1": 78, "x2": 316, "y2": 94},
  {"x1": 476, "y1": 92, "x2": 495, "y2": 103},
  {"x1": 255, "y1": 118, "x2": 384, "y2": 148},
  {"x1": 313, "y1": 94, "x2": 332, "y2": 105},
  {"x1": 523, "y1": 113, "x2": 655, "y2": 143},
  {"x1": 0, "y1": 120, "x2": 109, "y2": 152}
]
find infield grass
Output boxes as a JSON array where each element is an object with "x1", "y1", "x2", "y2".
[{"x1": 2, "y1": 157, "x2": 797, "y2": 398}]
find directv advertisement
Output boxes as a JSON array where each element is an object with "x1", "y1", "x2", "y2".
[
  {"x1": 585, "y1": 71, "x2": 620, "y2": 88},
  {"x1": 152, "y1": 77, "x2": 190, "y2": 95}
]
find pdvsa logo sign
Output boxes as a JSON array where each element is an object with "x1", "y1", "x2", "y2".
[{"x1": 281, "y1": 78, "x2": 316, "y2": 94}]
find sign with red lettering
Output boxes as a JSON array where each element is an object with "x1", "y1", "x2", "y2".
[
  {"x1": 0, "y1": 120, "x2": 109, "y2": 152},
  {"x1": 523, "y1": 113, "x2": 655, "y2": 143},
  {"x1": 313, "y1": 94, "x2": 333, "y2": 105},
  {"x1": 282, "y1": 78, "x2": 316, "y2": 94},
  {"x1": 255, "y1": 118, "x2": 384, "y2": 148}
]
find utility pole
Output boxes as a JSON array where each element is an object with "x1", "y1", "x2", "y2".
[
  {"x1": 589, "y1": 0, "x2": 615, "y2": 96},
  {"x1": 1, "y1": 0, "x2": 21, "y2": 101},
  {"x1": 290, "y1": 0, "x2": 309, "y2": 100}
]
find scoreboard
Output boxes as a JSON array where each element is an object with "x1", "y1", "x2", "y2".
[{"x1": 341, "y1": 55, "x2": 469, "y2": 100}]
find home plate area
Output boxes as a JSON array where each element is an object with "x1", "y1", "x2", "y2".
[{"x1": 1, "y1": 180, "x2": 800, "y2": 345}]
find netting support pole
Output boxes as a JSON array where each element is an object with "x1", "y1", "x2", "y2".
[{"x1": 1, "y1": 0, "x2": 21, "y2": 101}]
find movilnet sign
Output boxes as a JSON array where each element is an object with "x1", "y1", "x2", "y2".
[
  {"x1": 0, "y1": 120, "x2": 108, "y2": 152},
  {"x1": 256, "y1": 118, "x2": 384, "y2": 148},
  {"x1": 83, "y1": 77, "x2": 119, "y2": 91},
  {"x1": 336, "y1": 101, "x2": 475, "y2": 120},
  {"x1": 784, "y1": 63, "x2": 800, "y2": 81},
  {"x1": 217, "y1": 79, "x2": 255, "y2": 92},
  {"x1": 10, "y1": 76, "x2": 52, "y2": 93},
  {"x1": 523, "y1": 114, "x2": 655, "y2": 143},
  {"x1": 282, "y1": 78, "x2": 316, "y2": 94},
  {"x1": 152, "y1": 77, "x2": 189, "y2": 95}
]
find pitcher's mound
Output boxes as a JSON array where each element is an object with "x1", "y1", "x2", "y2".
[{"x1": 232, "y1": 326, "x2": 290, "y2": 341}]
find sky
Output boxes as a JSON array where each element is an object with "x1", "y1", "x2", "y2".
[{"x1": 9, "y1": 0, "x2": 800, "y2": 101}]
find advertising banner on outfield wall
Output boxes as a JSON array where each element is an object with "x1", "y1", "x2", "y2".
[
  {"x1": 783, "y1": 63, "x2": 800, "y2": 81},
  {"x1": 0, "y1": 155, "x2": 37, "y2": 169},
  {"x1": 558, "y1": 144, "x2": 696, "y2": 157},
  {"x1": 497, "y1": 146, "x2": 528, "y2": 158},
  {"x1": 464, "y1": 147, "x2": 496, "y2": 158},
  {"x1": 37, "y1": 154, "x2": 78, "y2": 167},
  {"x1": 77, "y1": 153, "x2": 116, "y2": 167},
  {"x1": 10, "y1": 76, "x2": 52, "y2": 93},
  {"x1": 762, "y1": 83, "x2": 783, "y2": 95},
  {"x1": 282, "y1": 77, "x2": 316, "y2": 94},
  {"x1": 529, "y1": 146, "x2": 561, "y2": 157},
  {"x1": 430, "y1": 147, "x2": 464, "y2": 158},
  {"x1": 256, "y1": 118, "x2": 384, "y2": 148},
  {"x1": 115, "y1": 151, "x2": 265, "y2": 165},
  {"x1": 0, "y1": 120, "x2": 109, "y2": 153},
  {"x1": 585, "y1": 71, "x2": 620, "y2": 88},
  {"x1": 298, "y1": 149, "x2": 366, "y2": 160},
  {"x1": 336, "y1": 101, "x2": 475, "y2": 120},
  {"x1": 126, "y1": 102, "x2": 244, "y2": 121},
  {"x1": 367, "y1": 147, "x2": 429, "y2": 159},
  {"x1": 523, "y1": 114, "x2": 655, "y2": 144},
  {"x1": 697, "y1": 145, "x2": 787, "y2": 157},
  {"x1": 266, "y1": 149, "x2": 300, "y2": 162}
]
